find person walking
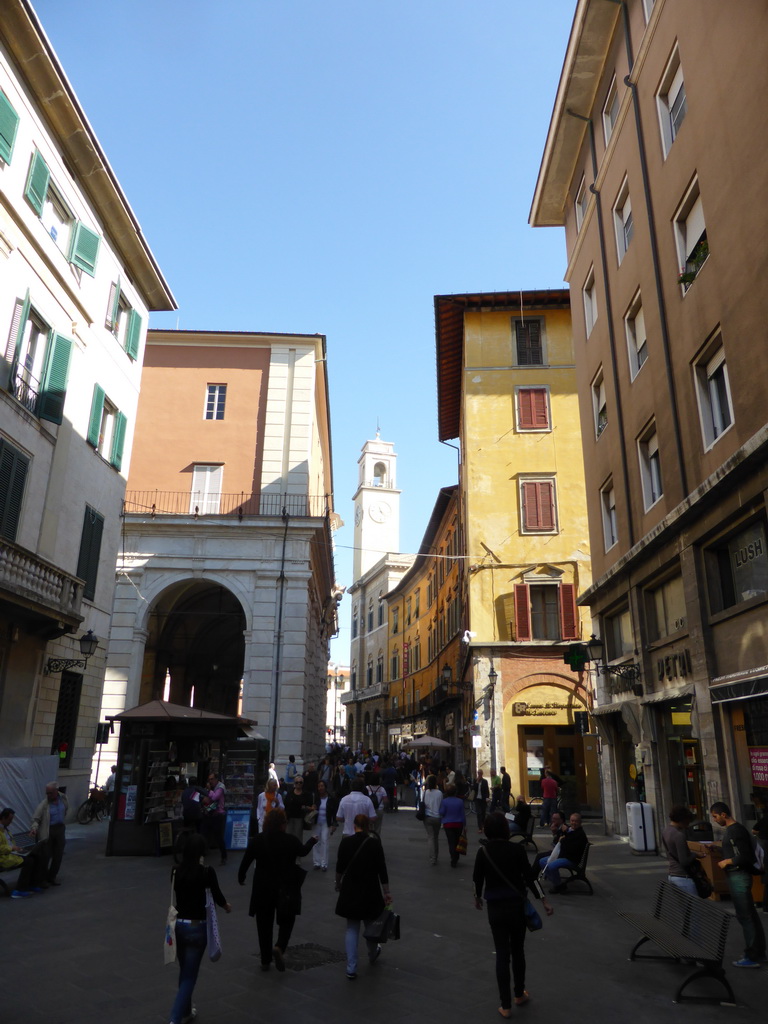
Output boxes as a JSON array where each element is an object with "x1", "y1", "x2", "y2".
[
  {"x1": 168, "y1": 833, "x2": 231, "y2": 1024},
  {"x1": 500, "y1": 767, "x2": 512, "y2": 813},
  {"x1": 474, "y1": 769, "x2": 490, "y2": 833},
  {"x1": 439, "y1": 783, "x2": 466, "y2": 868},
  {"x1": 334, "y1": 814, "x2": 391, "y2": 979},
  {"x1": 366, "y1": 776, "x2": 387, "y2": 836},
  {"x1": 539, "y1": 768, "x2": 559, "y2": 827},
  {"x1": 238, "y1": 808, "x2": 317, "y2": 971},
  {"x1": 310, "y1": 779, "x2": 337, "y2": 871},
  {"x1": 473, "y1": 812, "x2": 553, "y2": 1015},
  {"x1": 255, "y1": 779, "x2": 284, "y2": 833},
  {"x1": 422, "y1": 774, "x2": 443, "y2": 866},
  {"x1": 710, "y1": 801, "x2": 766, "y2": 967},
  {"x1": 283, "y1": 776, "x2": 312, "y2": 841},
  {"x1": 30, "y1": 781, "x2": 68, "y2": 885}
]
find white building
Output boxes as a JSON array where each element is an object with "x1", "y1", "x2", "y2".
[
  {"x1": 0, "y1": 0, "x2": 174, "y2": 806},
  {"x1": 344, "y1": 435, "x2": 414, "y2": 750},
  {"x1": 102, "y1": 329, "x2": 338, "y2": 776}
]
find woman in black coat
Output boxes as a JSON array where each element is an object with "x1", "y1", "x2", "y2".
[
  {"x1": 473, "y1": 812, "x2": 553, "y2": 1015},
  {"x1": 238, "y1": 808, "x2": 316, "y2": 971},
  {"x1": 334, "y1": 814, "x2": 391, "y2": 979}
]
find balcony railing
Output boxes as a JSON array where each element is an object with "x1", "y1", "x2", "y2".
[
  {"x1": 0, "y1": 537, "x2": 83, "y2": 622},
  {"x1": 9, "y1": 367, "x2": 40, "y2": 415},
  {"x1": 123, "y1": 491, "x2": 331, "y2": 518},
  {"x1": 341, "y1": 681, "x2": 389, "y2": 704},
  {"x1": 386, "y1": 682, "x2": 465, "y2": 721}
]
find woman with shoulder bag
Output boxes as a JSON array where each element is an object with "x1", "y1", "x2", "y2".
[
  {"x1": 168, "y1": 833, "x2": 231, "y2": 1024},
  {"x1": 335, "y1": 814, "x2": 391, "y2": 979},
  {"x1": 473, "y1": 812, "x2": 553, "y2": 1016}
]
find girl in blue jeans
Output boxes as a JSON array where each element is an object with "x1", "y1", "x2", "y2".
[{"x1": 169, "y1": 834, "x2": 231, "y2": 1024}]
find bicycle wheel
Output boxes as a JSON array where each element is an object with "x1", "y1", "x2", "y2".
[
  {"x1": 93, "y1": 802, "x2": 105, "y2": 821},
  {"x1": 76, "y1": 800, "x2": 93, "y2": 824}
]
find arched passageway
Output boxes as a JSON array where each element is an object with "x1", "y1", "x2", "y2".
[{"x1": 140, "y1": 580, "x2": 246, "y2": 716}]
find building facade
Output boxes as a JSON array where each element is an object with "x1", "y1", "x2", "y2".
[
  {"x1": 103, "y1": 329, "x2": 338, "y2": 774},
  {"x1": 435, "y1": 291, "x2": 598, "y2": 808},
  {"x1": 531, "y1": 0, "x2": 768, "y2": 835},
  {"x1": 383, "y1": 486, "x2": 470, "y2": 769},
  {"x1": 0, "y1": 0, "x2": 174, "y2": 804},
  {"x1": 343, "y1": 435, "x2": 414, "y2": 750}
]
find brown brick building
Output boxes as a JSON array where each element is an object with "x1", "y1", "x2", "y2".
[{"x1": 531, "y1": 0, "x2": 768, "y2": 836}]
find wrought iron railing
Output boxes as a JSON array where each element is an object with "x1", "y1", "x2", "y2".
[
  {"x1": 123, "y1": 491, "x2": 331, "y2": 518},
  {"x1": 10, "y1": 368, "x2": 40, "y2": 415}
]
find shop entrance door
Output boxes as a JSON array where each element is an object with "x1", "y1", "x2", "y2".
[{"x1": 520, "y1": 725, "x2": 583, "y2": 804}]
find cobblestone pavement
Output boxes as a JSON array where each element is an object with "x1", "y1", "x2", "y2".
[{"x1": 3, "y1": 811, "x2": 764, "y2": 1023}]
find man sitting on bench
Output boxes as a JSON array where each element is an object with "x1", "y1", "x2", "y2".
[
  {"x1": 0, "y1": 807, "x2": 48, "y2": 898},
  {"x1": 539, "y1": 812, "x2": 588, "y2": 893}
]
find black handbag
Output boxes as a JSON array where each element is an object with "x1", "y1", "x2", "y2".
[
  {"x1": 363, "y1": 908, "x2": 400, "y2": 943},
  {"x1": 688, "y1": 859, "x2": 714, "y2": 899},
  {"x1": 415, "y1": 802, "x2": 426, "y2": 821}
]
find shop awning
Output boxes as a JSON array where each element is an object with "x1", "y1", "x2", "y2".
[
  {"x1": 641, "y1": 684, "x2": 694, "y2": 704},
  {"x1": 710, "y1": 675, "x2": 768, "y2": 704},
  {"x1": 590, "y1": 702, "x2": 624, "y2": 716}
]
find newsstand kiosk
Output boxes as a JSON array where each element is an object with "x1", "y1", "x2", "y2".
[{"x1": 105, "y1": 699, "x2": 268, "y2": 856}]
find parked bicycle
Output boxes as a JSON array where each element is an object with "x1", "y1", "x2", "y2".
[{"x1": 76, "y1": 785, "x2": 108, "y2": 824}]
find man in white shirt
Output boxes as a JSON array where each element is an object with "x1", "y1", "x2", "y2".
[{"x1": 336, "y1": 779, "x2": 377, "y2": 836}]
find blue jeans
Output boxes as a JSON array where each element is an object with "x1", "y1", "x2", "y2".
[
  {"x1": 539, "y1": 798, "x2": 557, "y2": 827},
  {"x1": 727, "y1": 870, "x2": 766, "y2": 961},
  {"x1": 538, "y1": 856, "x2": 576, "y2": 886},
  {"x1": 170, "y1": 921, "x2": 207, "y2": 1024},
  {"x1": 345, "y1": 918, "x2": 378, "y2": 974},
  {"x1": 668, "y1": 875, "x2": 698, "y2": 897}
]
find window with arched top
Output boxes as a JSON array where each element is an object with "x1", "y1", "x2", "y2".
[
  {"x1": 376, "y1": 651, "x2": 384, "y2": 683},
  {"x1": 373, "y1": 461, "x2": 388, "y2": 487},
  {"x1": 366, "y1": 656, "x2": 373, "y2": 687},
  {"x1": 367, "y1": 598, "x2": 374, "y2": 632}
]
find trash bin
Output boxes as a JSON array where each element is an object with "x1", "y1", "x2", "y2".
[
  {"x1": 626, "y1": 801, "x2": 656, "y2": 854},
  {"x1": 688, "y1": 819, "x2": 714, "y2": 843}
]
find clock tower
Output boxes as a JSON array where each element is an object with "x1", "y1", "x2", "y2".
[{"x1": 352, "y1": 433, "x2": 401, "y2": 579}]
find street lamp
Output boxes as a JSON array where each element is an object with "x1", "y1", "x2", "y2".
[
  {"x1": 584, "y1": 634, "x2": 642, "y2": 694},
  {"x1": 46, "y1": 630, "x2": 99, "y2": 674}
]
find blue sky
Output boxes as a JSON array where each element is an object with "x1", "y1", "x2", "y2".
[{"x1": 33, "y1": 0, "x2": 576, "y2": 660}]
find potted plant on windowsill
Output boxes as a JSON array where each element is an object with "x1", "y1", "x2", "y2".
[{"x1": 678, "y1": 239, "x2": 709, "y2": 286}]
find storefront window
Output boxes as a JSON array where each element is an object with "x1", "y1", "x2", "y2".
[{"x1": 705, "y1": 519, "x2": 768, "y2": 614}]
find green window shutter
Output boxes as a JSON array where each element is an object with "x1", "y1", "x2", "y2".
[
  {"x1": 24, "y1": 150, "x2": 50, "y2": 216},
  {"x1": 69, "y1": 221, "x2": 100, "y2": 277},
  {"x1": 4, "y1": 290, "x2": 30, "y2": 390},
  {"x1": 76, "y1": 505, "x2": 104, "y2": 601},
  {"x1": 38, "y1": 333, "x2": 73, "y2": 425},
  {"x1": 87, "y1": 384, "x2": 105, "y2": 448},
  {"x1": 106, "y1": 280, "x2": 120, "y2": 332},
  {"x1": 124, "y1": 309, "x2": 142, "y2": 359},
  {"x1": 0, "y1": 438, "x2": 30, "y2": 542},
  {"x1": 110, "y1": 411, "x2": 127, "y2": 470},
  {"x1": 0, "y1": 90, "x2": 20, "y2": 164}
]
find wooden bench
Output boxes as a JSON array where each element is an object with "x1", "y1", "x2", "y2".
[
  {"x1": 0, "y1": 832, "x2": 37, "y2": 896},
  {"x1": 558, "y1": 841, "x2": 593, "y2": 894},
  {"x1": 619, "y1": 880, "x2": 735, "y2": 1004}
]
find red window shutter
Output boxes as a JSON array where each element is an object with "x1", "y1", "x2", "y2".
[
  {"x1": 522, "y1": 481, "x2": 555, "y2": 531},
  {"x1": 518, "y1": 390, "x2": 534, "y2": 429},
  {"x1": 514, "y1": 584, "x2": 531, "y2": 640},
  {"x1": 532, "y1": 388, "x2": 549, "y2": 428},
  {"x1": 559, "y1": 583, "x2": 579, "y2": 640}
]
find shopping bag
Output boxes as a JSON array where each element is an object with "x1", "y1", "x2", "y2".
[
  {"x1": 363, "y1": 909, "x2": 399, "y2": 943},
  {"x1": 524, "y1": 899, "x2": 543, "y2": 932},
  {"x1": 456, "y1": 828, "x2": 468, "y2": 856},
  {"x1": 205, "y1": 888, "x2": 222, "y2": 962}
]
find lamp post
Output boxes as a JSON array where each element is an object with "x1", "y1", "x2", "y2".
[
  {"x1": 487, "y1": 661, "x2": 498, "y2": 775},
  {"x1": 584, "y1": 634, "x2": 643, "y2": 696}
]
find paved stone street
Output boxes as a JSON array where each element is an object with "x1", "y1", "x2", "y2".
[{"x1": 4, "y1": 812, "x2": 763, "y2": 1023}]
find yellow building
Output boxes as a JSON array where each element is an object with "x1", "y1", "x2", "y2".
[{"x1": 435, "y1": 290, "x2": 599, "y2": 810}]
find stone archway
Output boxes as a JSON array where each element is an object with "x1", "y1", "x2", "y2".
[{"x1": 140, "y1": 579, "x2": 246, "y2": 716}]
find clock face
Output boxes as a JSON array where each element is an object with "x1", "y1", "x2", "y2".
[
  {"x1": 369, "y1": 500, "x2": 391, "y2": 524},
  {"x1": 354, "y1": 505, "x2": 363, "y2": 526}
]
